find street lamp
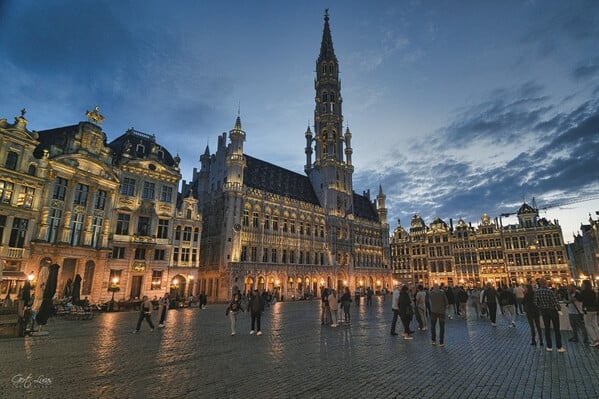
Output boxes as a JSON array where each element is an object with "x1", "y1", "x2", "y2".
[{"x1": 109, "y1": 277, "x2": 120, "y2": 311}]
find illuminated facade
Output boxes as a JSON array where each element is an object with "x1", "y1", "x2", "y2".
[
  {"x1": 390, "y1": 204, "x2": 571, "y2": 287},
  {"x1": 185, "y1": 12, "x2": 391, "y2": 301}
]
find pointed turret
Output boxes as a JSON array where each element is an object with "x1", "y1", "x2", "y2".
[
  {"x1": 304, "y1": 124, "x2": 313, "y2": 174},
  {"x1": 376, "y1": 184, "x2": 387, "y2": 225}
]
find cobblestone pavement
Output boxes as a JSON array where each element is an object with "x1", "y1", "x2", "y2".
[{"x1": 1, "y1": 298, "x2": 598, "y2": 399}]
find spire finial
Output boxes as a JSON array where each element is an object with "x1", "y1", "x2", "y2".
[
  {"x1": 325, "y1": 8, "x2": 329, "y2": 21},
  {"x1": 20, "y1": 108, "x2": 26, "y2": 117}
]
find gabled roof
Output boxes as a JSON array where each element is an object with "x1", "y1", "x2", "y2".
[{"x1": 244, "y1": 155, "x2": 320, "y2": 205}]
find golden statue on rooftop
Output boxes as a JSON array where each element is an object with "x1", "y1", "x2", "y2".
[{"x1": 86, "y1": 106, "x2": 104, "y2": 124}]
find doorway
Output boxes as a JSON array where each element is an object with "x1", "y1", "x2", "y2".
[{"x1": 130, "y1": 276, "x2": 143, "y2": 300}]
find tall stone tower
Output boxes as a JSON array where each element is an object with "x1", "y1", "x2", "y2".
[{"x1": 306, "y1": 10, "x2": 354, "y2": 217}]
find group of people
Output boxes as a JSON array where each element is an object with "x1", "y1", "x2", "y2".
[
  {"x1": 320, "y1": 287, "x2": 353, "y2": 327},
  {"x1": 387, "y1": 278, "x2": 599, "y2": 353},
  {"x1": 225, "y1": 288, "x2": 267, "y2": 336}
]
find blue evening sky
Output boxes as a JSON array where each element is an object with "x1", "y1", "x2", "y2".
[{"x1": 1, "y1": 0, "x2": 598, "y2": 241}]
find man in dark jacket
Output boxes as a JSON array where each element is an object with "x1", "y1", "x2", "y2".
[
  {"x1": 429, "y1": 283, "x2": 448, "y2": 346},
  {"x1": 248, "y1": 289, "x2": 266, "y2": 336}
]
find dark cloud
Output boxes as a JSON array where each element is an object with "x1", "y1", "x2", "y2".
[
  {"x1": 572, "y1": 58, "x2": 599, "y2": 81},
  {"x1": 388, "y1": 83, "x2": 599, "y2": 229}
]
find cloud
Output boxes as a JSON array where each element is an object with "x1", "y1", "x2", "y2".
[
  {"x1": 572, "y1": 58, "x2": 599, "y2": 81},
  {"x1": 379, "y1": 80, "x2": 599, "y2": 228}
]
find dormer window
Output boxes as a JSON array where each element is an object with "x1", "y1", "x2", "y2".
[
  {"x1": 157, "y1": 150, "x2": 164, "y2": 159},
  {"x1": 135, "y1": 144, "x2": 145, "y2": 156}
]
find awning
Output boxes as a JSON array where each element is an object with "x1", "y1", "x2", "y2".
[{"x1": 1, "y1": 271, "x2": 28, "y2": 280}]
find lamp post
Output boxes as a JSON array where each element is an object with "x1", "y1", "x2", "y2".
[{"x1": 109, "y1": 277, "x2": 120, "y2": 311}]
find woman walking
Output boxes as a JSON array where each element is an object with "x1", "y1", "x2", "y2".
[{"x1": 225, "y1": 292, "x2": 244, "y2": 336}]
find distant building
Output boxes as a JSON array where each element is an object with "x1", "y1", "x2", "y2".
[
  {"x1": 568, "y1": 212, "x2": 599, "y2": 284},
  {"x1": 183, "y1": 11, "x2": 391, "y2": 301},
  {"x1": 390, "y1": 203, "x2": 571, "y2": 287}
]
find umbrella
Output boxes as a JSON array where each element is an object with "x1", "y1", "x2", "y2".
[
  {"x1": 36, "y1": 264, "x2": 59, "y2": 326},
  {"x1": 72, "y1": 274, "x2": 82, "y2": 305}
]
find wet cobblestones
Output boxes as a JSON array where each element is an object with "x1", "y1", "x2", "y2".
[{"x1": 1, "y1": 298, "x2": 598, "y2": 398}]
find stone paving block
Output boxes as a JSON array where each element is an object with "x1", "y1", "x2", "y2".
[{"x1": 0, "y1": 298, "x2": 598, "y2": 398}]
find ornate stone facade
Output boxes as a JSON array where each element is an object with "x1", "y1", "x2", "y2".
[{"x1": 184, "y1": 12, "x2": 392, "y2": 301}]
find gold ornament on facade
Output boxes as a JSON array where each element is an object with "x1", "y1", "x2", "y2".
[{"x1": 85, "y1": 106, "x2": 105, "y2": 124}]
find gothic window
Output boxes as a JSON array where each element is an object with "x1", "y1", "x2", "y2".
[
  {"x1": 252, "y1": 212, "x2": 259, "y2": 228},
  {"x1": 262, "y1": 248, "x2": 268, "y2": 263},
  {"x1": 264, "y1": 215, "x2": 270, "y2": 230},
  {"x1": 243, "y1": 210, "x2": 250, "y2": 226},
  {"x1": 322, "y1": 92, "x2": 328, "y2": 102},
  {"x1": 271, "y1": 248, "x2": 277, "y2": 263},
  {"x1": 251, "y1": 247, "x2": 257, "y2": 262},
  {"x1": 241, "y1": 246, "x2": 248, "y2": 262}
]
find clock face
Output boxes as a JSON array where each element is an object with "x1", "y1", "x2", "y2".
[{"x1": 233, "y1": 223, "x2": 241, "y2": 232}]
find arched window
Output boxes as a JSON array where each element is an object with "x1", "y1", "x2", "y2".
[{"x1": 28, "y1": 164, "x2": 37, "y2": 176}]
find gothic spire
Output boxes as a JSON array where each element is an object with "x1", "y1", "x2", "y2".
[{"x1": 318, "y1": 9, "x2": 337, "y2": 63}]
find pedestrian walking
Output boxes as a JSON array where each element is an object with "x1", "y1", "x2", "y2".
[
  {"x1": 415, "y1": 285, "x2": 428, "y2": 331},
  {"x1": 566, "y1": 284, "x2": 588, "y2": 343},
  {"x1": 514, "y1": 284, "x2": 525, "y2": 315},
  {"x1": 321, "y1": 287, "x2": 330, "y2": 325},
  {"x1": 429, "y1": 283, "x2": 448, "y2": 346},
  {"x1": 483, "y1": 283, "x2": 499, "y2": 326},
  {"x1": 340, "y1": 287, "x2": 352, "y2": 324},
  {"x1": 133, "y1": 295, "x2": 155, "y2": 333},
  {"x1": 158, "y1": 292, "x2": 169, "y2": 328},
  {"x1": 225, "y1": 292, "x2": 244, "y2": 336},
  {"x1": 456, "y1": 286, "x2": 468, "y2": 318},
  {"x1": 444, "y1": 284, "x2": 455, "y2": 320},
  {"x1": 248, "y1": 289, "x2": 265, "y2": 336},
  {"x1": 366, "y1": 287, "x2": 373, "y2": 306},
  {"x1": 534, "y1": 278, "x2": 565, "y2": 352},
  {"x1": 469, "y1": 287, "x2": 482, "y2": 319},
  {"x1": 580, "y1": 280, "x2": 599, "y2": 347},
  {"x1": 328, "y1": 289, "x2": 339, "y2": 327},
  {"x1": 399, "y1": 285, "x2": 414, "y2": 339},
  {"x1": 523, "y1": 284, "x2": 543, "y2": 346},
  {"x1": 499, "y1": 286, "x2": 516, "y2": 327},
  {"x1": 390, "y1": 285, "x2": 400, "y2": 336}
]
